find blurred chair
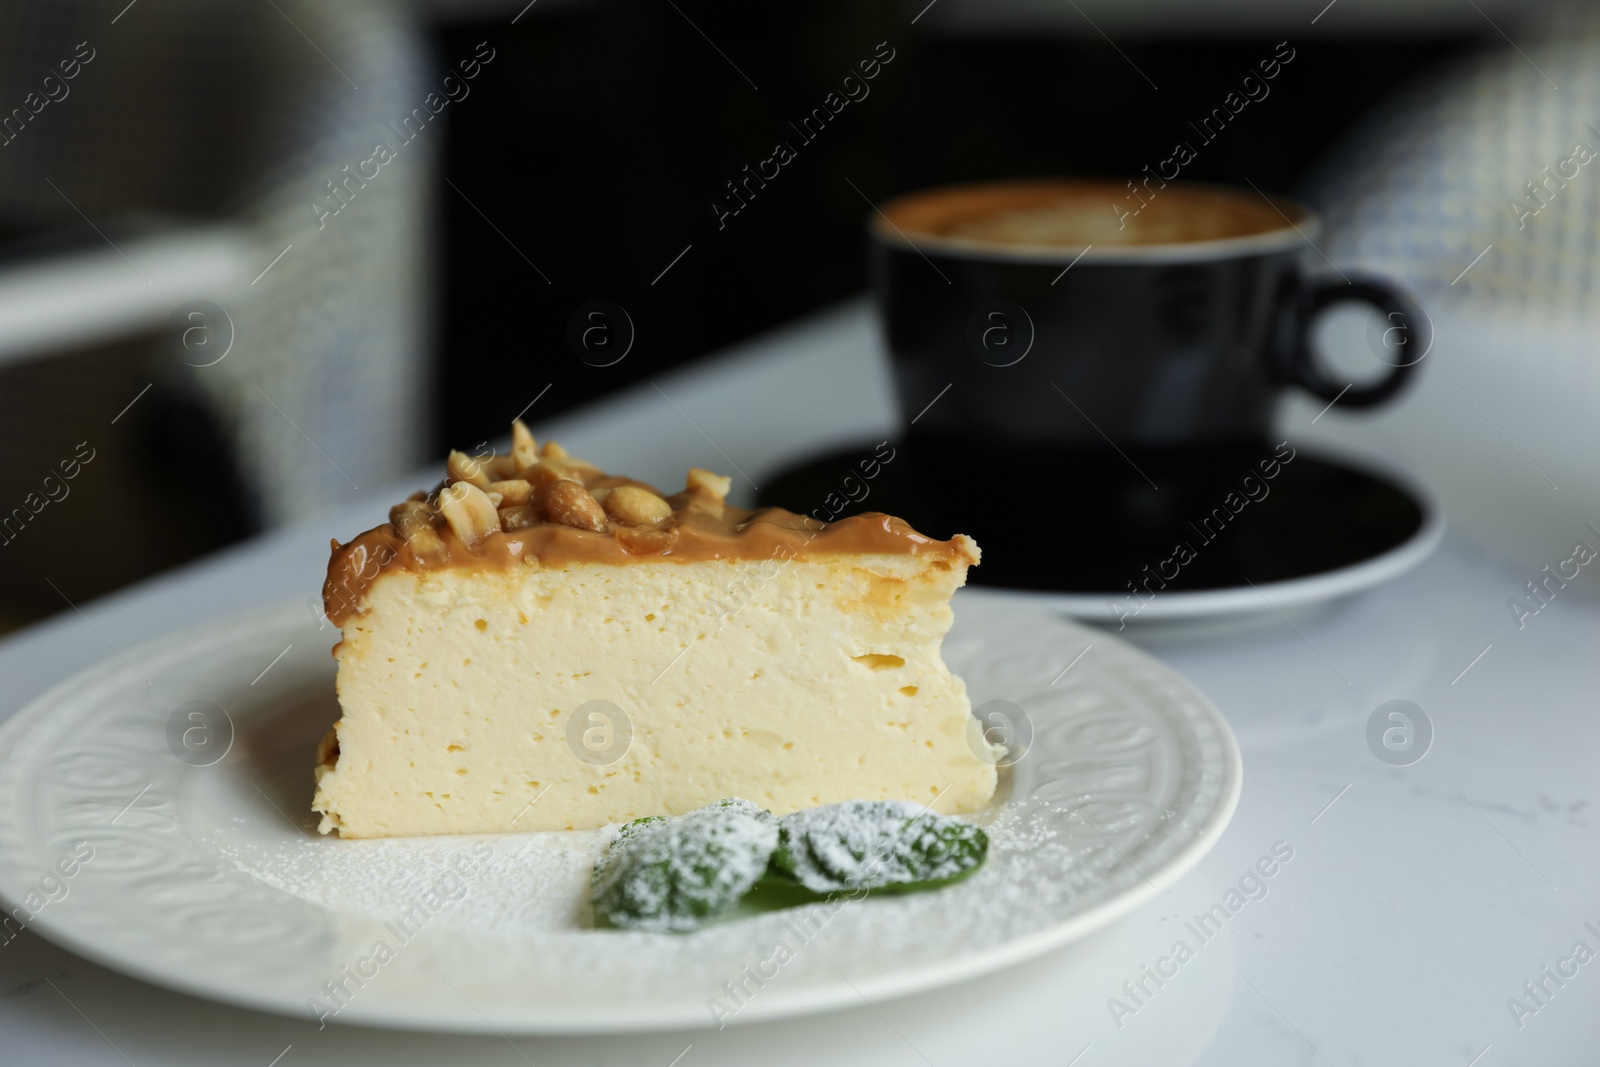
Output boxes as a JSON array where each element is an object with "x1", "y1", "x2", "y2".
[
  {"x1": 0, "y1": 0, "x2": 431, "y2": 626},
  {"x1": 1295, "y1": 2, "x2": 1600, "y2": 572}
]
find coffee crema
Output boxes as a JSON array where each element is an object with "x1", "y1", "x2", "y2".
[{"x1": 879, "y1": 180, "x2": 1303, "y2": 249}]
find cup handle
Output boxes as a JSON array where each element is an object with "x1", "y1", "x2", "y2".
[{"x1": 1289, "y1": 277, "x2": 1429, "y2": 408}]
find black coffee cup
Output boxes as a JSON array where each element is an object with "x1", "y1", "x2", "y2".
[{"x1": 868, "y1": 179, "x2": 1428, "y2": 587}]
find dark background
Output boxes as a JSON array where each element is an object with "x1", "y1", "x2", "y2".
[
  {"x1": 435, "y1": 4, "x2": 1470, "y2": 452},
  {"x1": 0, "y1": 2, "x2": 1478, "y2": 631}
]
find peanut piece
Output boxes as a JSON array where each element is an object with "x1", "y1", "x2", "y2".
[
  {"x1": 407, "y1": 523, "x2": 450, "y2": 566},
  {"x1": 615, "y1": 524, "x2": 679, "y2": 555},
  {"x1": 604, "y1": 485, "x2": 672, "y2": 527},
  {"x1": 540, "y1": 480, "x2": 607, "y2": 532},
  {"x1": 447, "y1": 450, "x2": 491, "y2": 489},
  {"x1": 389, "y1": 500, "x2": 449, "y2": 564},
  {"x1": 672, "y1": 492, "x2": 723, "y2": 520},
  {"x1": 388, "y1": 499, "x2": 433, "y2": 536},
  {"x1": 487, "y1": 478, "x2": 534, "y2": 505},
  {"x1": 484, "y1": 455, "x2": 520, "y2": 481},
  {"x1": 686, "y1": 467, "x2": 732, "y2": 501},
  {"x1": 546, "y1": 461, "x2": 599, "y2": 486},
  {"x1": 498, "y1": 504, "x2": 540, "y2": 530},
  {"x1": 511, "y1": 419, "x2": 539, "y2": 468},
  {"x1": 538, "y1": 439, "x2": 600, "y2": 480},
  {"x1": 439, "y1": 480, "x2": 502, "y2": 547},
  {"x1": 518, "y1": 462, "x2": 570, "y2": 491}
]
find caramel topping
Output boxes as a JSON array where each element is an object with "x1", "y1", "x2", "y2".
[{"x1": 320, "y1": 423, "x2": 976, "y2": 627}]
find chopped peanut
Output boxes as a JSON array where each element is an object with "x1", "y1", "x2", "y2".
[
  {"x1": 615, "y1": 525, "x2": 680, "y2": 555},
  {"x1": 498, "y1": 504, "x2": 540, "y2": 530},
  {"x1": 540, "y1": 480, "x2": 607, "y2": 532},
  {"x1": 438, "y1": 481, "x2": 502, "y2": 547},
  {"x1": 388, "y1": 499, "x2": 433, "y2": 536},
  {"x1": 378, "y1": 425, "x2": 752, "y2": 559},
  {"x1": 604, "y1": 485, "x2": 672, "y2": 527},
  {"x1": 484, "y1": 455, "x2": 520, "y2": 481},
  {"x1": 388, "y1": 500, "x2": 449, "y2": 564},
  {"x1": 487, "y1": 479, "x2": 534, "y2": 505},
  {"x1": 446, "y1": 450, "x2": 491, "y2": 489},
  {"x1": 686, "y1": 467, "x2": 732, "y2": 501},
  {"x1": 511, "y1": 419, "x2": 539, "y2": 468}
]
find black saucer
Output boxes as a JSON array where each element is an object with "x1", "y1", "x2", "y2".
[{"x1": 756, "y1": 441, "x2": 1426, "y2": 596}]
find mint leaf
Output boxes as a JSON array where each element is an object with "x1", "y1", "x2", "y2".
[
  {"x1": 591, "y1": 797, "x2": 777, "y2": 932},
  {"x1": 771, "y1": 800, "x2": 988, "y2": 894}
]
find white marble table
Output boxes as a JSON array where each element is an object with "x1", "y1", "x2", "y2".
[{"x1": 3, "y1": 300, "x2": 1594, "y2": 1066}]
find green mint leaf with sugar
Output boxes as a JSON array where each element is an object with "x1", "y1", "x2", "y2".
[
  {"x1": 771, "y1": 799, "x2": 988, "y2": 894},
  {"x1": 591, "y1": 797, "x2": 777, "y2": 932}
]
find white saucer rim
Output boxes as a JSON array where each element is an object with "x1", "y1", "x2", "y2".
[{"x1": 978, "y1": 451, "x2": 1446, "y2": 624}]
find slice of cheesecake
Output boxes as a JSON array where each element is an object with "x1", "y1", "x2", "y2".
[{"x1": 312, "y1": 422, "x2": 993, "y2": 838}]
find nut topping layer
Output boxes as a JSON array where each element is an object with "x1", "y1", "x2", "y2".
[
  {"x1": 322, "y1": 420, "x2": 977, "y2": 626},
  {"x1": 383, "y1": 420, "x2": 737, "y2": 555}
]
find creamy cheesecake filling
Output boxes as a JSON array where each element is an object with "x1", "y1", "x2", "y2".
[{"x1": 314, "y1": 551, "x2": 993, "y2": 836}]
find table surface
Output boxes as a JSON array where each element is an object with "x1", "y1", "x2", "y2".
[{"x1": 2, "y1": 299, "x2": 1594, "y2": 1066}]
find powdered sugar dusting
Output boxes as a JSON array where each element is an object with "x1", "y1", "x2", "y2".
[
  {"x1": 209, "y1": 790, "x2": 1089, "y2": 956},
  {"x1": 213, "y1": 827, "x2": 610, "y2": 933}
]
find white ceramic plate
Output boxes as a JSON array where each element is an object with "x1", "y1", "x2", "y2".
[
  {"x1": 1001, "y1": 460, "x2": 1446, "y2": 628},
  {"x1": 0, "y1": 595, "x2": 1240, "y2": 1034}
]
